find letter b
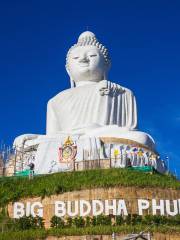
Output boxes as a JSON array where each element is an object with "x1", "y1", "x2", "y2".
[
  {"x1": 55, "y1": 201, "x2": 66, "y2": 217},
  {"x1": 14, "y1": 202, "x2": 25, "y2": 218}
]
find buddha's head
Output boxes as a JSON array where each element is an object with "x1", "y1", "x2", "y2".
[{"x1": 66, "y1": 31, "x2": 111, "y2": 87}]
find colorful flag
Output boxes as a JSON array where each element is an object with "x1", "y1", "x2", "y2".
[
  {"x1": 137, "y1": 148, "x2": 143, "y2": 157},
  {"x1": 114, "y1": 149, "x2": 119, "y2": 157}
]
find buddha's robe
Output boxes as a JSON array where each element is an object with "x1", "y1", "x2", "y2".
[{"x1": 46, "y1": 82, "x2": 137, "y2": 135}]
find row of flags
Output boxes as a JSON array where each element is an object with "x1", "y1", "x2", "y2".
[{"x1": 112, "y1": 146, "x2": 158, "y2": 160}]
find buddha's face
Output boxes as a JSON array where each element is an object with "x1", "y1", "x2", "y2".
[{"x1": 67, "y1": 46, "x2": 108, "y2": 83}]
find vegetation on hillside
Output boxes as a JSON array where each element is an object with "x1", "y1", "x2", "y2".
[
  {"x1": 0, "y1": 224, "x2": 180, "y2": 240},
  {"x1": 0, "y1": 168, "x2": 179, "y2": 207},
  {"x1": 0, "y1": 212, "x2": 180, "y2": 239}
]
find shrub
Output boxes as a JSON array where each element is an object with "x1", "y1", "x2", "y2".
[
  {"x1": 92, "y1": 215, "x2": 112, "y2": 226},
  {"x1": 85, "y1": 216, "x2": 91, "y2": 227},
  {"x1": 142, "y1": 215, "x2": 168, "y2": 225},
  {"x1": 66, "y1": 217, "x2": 73, "y2": 227},
  {"x1": 50, "y1": 216, "x2": 64, "y2": 228},
  {"x1": 151, "y1": 215, "x2": 168, "y2": 225},
  {"x1": 116, "y1": 215, "x2": 123, "y2": 225},
  {"x1": 73, "y1": 217, "x2": 85, "y2": 228},
  {"x1": 124, "y1": 214, "x2": 131, "y2": 224},
  {"x1": 16, "y1": 216, "x2": 34, "y2": 230},
  {"x1": 35, "y1": 216, "x2": 44, "y2": 228},
  {"x1": 15, "y1": 216, "x2": 44, "y2": 230},
  {"x1": 171, "y1": 214, "x2": 180, "y2": 225},
  {"x1": 142, "y1": 215, "x2": 154, "y2": 225},
  {"x1": 91, "y1": 216, "x2": 97, "y2": 226},
  {"x1": 131, "y1": 214, "x2": 142, "y2": 225}
]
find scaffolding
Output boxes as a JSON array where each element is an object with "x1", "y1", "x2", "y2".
[{"x1": 0, "y1": 140, "x2": 171, "y2": 178}]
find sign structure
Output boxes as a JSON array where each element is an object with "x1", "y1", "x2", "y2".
[
  {"x1": 58, "y1": 136, "x2": 77, "y2": 164},
  {"x1": 13, "y1": 198, "x2": 180, "y2": 219}
]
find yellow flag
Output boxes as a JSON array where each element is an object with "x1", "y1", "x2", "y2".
[{"x1": 114, "y1": 149, "x2": 119, "y2": 157}]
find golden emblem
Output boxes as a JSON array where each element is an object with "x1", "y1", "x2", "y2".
[{"x1": 58, "y1": 136, "x2": 77, "y2": 163}]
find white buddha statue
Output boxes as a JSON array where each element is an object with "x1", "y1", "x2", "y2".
[{"x1": 14, "y1": 31, "x2": 155, "y2": 151}]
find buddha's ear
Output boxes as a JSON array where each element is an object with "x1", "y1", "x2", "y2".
[
  {"x1": 103, "y1": 69, "x2": 109, "y2": 80},
  {"x1": 70, "y1": 78, "x2": 75, "y2": 88},
  {"x1": 103, "y1": 72, "x2": 107, "y2": 80},
  {"x1": 66, "y1": 65, "x2": 75, "y2": 88},
  {"x1": 66, "y1": 65, "x2": 70, "y2": 76},
  {"x1": 103, "y1": 62, "x2": 111, "y2": 80}
]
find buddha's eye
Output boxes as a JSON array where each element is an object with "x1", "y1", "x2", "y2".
[
  {"x1": 89, "y1": 54, "x2": 97, "y2": 57},
  {"x1": 73, "y1": 56, "x2": 79, "y2": 60}
]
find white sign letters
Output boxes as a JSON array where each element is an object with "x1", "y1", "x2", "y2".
[{"x1": 13, "y1": 198, "x2": 180, "y2": 219}]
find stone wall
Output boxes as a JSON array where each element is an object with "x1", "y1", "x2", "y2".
[
  {"x1": 8, "y1": 186, "x2": 180, "y2": 228},
  {"x1": 45, "y1": 233, "x2": 180, "y2": 240}
]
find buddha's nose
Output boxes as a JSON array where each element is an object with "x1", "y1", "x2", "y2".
[{"x1": 79, "y1": 55, "x2": 89, "y2": 63}]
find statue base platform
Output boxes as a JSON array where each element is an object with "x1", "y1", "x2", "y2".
[{"x1": 13, "y1": 135, "x2": 166, "y2": 175}]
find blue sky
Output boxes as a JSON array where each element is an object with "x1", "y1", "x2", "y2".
[{"x1": 0, "y1": 0, "x2": 179, "y2": 176}]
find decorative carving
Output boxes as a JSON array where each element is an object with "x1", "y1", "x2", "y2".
[{"x1": 58, "y1": 136, "x2": 77, "y2": 164}]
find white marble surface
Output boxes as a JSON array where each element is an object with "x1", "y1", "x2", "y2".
[{"x1": 46, "y1": 81, "x2": 137, "y2": 134}]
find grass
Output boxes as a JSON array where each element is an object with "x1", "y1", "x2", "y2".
[
  {"x1": 0, "y1": 225, "x2": 180, "y2": 240},
  {"x1": 0, "y1": 168, "x2": 179, "y2": 207}
]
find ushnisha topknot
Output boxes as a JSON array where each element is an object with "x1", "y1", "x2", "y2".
[{"x1": 66, "y1": 31, "x2": 111, "y2": 70}]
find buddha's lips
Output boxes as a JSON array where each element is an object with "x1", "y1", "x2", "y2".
[{"x1": 78, "y1": 64, "x2": 89, "y2": 67}]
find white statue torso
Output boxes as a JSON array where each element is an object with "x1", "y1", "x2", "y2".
[{"x1": 46, "y1": 81, "x2": 137, "y2": 135}]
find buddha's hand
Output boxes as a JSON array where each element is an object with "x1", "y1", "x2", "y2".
[
  {"x1": 13, "y1": 134, "x2": 40, "y2": 150},
  {"x1": 98, "y1": 80, "x2": 110, "y2": 96},
  {"x1": 98, "y1": 80, "x2": 125, "y2": 96}
]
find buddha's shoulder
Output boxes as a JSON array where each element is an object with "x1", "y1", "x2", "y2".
[
  {"x1": 104, "y1": 80, "x2": 134, "y2": 95},
  {"x1": 47, "y1": 88, "x2": 71, "y2": 105},
  {"x1": 123, "y1": 86, "x2": 134, "y2": 95},
  {"x1": 114, "y1": 83, "x2": 134, "y2": 96},
  {"x1": 47, "y1": 87, "x2": 85, "y2": 106}
]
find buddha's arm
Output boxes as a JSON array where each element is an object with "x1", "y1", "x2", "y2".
[
  {"x1": 46, "y1": 100, "x2": 61, "y2": 135},
  {"x1": 97, "y1": 80, "x2": 138, "y2": 130},
  {"x1": 98, "y1": 80, "x2": 125, "y2": 96},
  {"x1": 13, "y1": 134, "x2": 41, "y2": 150},
  {"x1": 107, "y1": 81, "x2": 138, "y2": 129},
  {"x1": 13, "y1": 99, "x2": 62, "y2": 149},
  {"x1": 125, "y1": 89, "x2": 138, "y2": 130}
]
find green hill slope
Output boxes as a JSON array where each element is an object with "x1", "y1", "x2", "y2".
[{"x1": 0, "y1": 168, "x2": 179, "y2": 207}]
